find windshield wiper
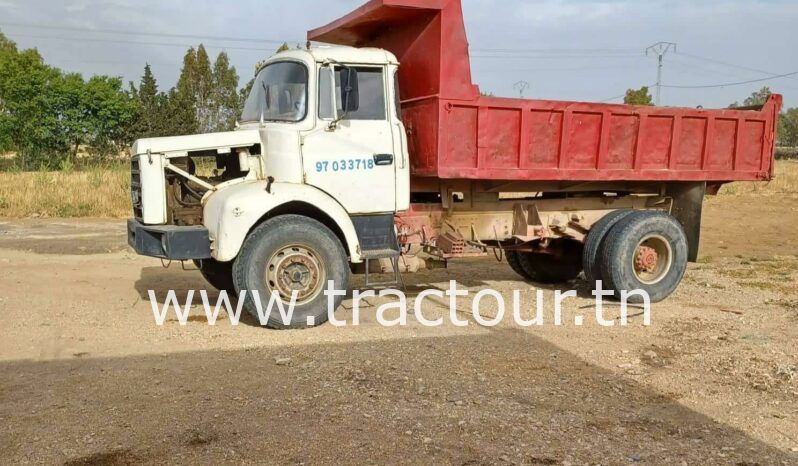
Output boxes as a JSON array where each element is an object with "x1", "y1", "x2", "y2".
[{"x1": 261, "y1": 82, "x2": 270, "y2": 108}]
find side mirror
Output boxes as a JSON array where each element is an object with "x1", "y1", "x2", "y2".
[{"x1": 339, "y1": 67, "x2": 359, "y2": 114}]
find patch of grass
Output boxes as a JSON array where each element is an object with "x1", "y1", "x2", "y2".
[
  {"x1": 766, "y1": 298, "x2": 798, "y2": 310},
  {"x1": 728, "y1": 257, "x2": 798, "y2": 294},
  {"x1": 742, "y1": 281, "x2": 787, "y2": 292},
  {"x1": 753, "y1": 258, "x2": 798, "y2": 273},
  {"x1": 718, "y1": 268, "x2": 756, "y2": 279},
  {"x1": 718, "y1": 160, "x2": 798, "y2": 196},
  {"x1": 0, "y1": 162, "x2": 130, "y2": 218}
]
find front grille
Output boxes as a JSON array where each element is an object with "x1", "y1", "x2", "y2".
[{"x1": 131, "y1": 157, "x2": 143, "y2": 220}]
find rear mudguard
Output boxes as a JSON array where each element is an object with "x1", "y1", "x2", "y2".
[{"x1": 203, "y1": 181, "x2": 363, "y2": 263}]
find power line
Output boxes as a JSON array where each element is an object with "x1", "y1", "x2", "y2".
[
  {"x1": 661, "y1": 71, "x2": 798, "y2": 89},
  {"x1": 675, "y1": 51, "x2": 798, "y2": 82},
  {"x1": 470, "y1": 47, "x2": 639, "y2": 54},
  {"x1": 471, "y1": 54, "x2": 643, "y2": 60},
  {"x1": 56, "y1": 59, "x2": 181, "y2": 67},
  {"x1": 667, "y1": 57, "x2": 754, "y2": 80},
  {"x1": 4, "y1": 32, "x2": 279, "y2": 52},
  {"x1": 7, "y1": 24, "x2": 796, "y2": 96},
  {"x1": 0, "y1": 21, "x2": 294, "y2": 45},
  {"x1": 665, "y1": 57, "x2": 798, "y2": 92},
  {"x1": 473, "y1": 64, "x2": 644, "y2": 73},
  {"x1": 599, "y1": 92, "x2": 628, "y2": 103}
]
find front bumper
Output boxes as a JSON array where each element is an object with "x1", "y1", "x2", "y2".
[{"x1": 127, "y1": 219, "x2": 212, "y2": 260}]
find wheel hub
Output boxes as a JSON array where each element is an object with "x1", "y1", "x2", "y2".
[
  {"x1": 631, "y1": 235, "x2": 673, "y2": 285},
  {"x1": 267, "y1": 246, "x2": 325, "y2": 304},
  {"x1": 635, "y1": 246, "x2": 659, "y2": 273}
]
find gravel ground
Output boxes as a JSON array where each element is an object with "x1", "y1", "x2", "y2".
[{"x1": 0, "y1": 195, "x2": 797, "y2": 465}]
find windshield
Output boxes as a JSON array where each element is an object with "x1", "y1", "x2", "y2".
[{"x1": 240, "y1": 62, "x2": 308, "y2": 123}]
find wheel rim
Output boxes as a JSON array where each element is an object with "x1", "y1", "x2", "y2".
[
  {"x1": 632, "y1": 234, "x2": 673, "y2": 285},
  {"x1": 266, "y1": 244, "x2": 326, "y2": 305}
]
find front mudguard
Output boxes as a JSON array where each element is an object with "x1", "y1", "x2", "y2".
[{"x1": 203, "y1": 181, "x2": 363, "y2": 263}]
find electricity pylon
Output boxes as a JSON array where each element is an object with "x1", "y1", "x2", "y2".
[{"x1": 646, "y1": 42, "x2": 676, "y2": 105}]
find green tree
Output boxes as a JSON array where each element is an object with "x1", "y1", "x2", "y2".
[
  {"x1": 175, "y1": 44, "x2": 221, "y2": 133},
  {"x1": 56, "y1": 72, "x2": 91, "y2": 161},
  {"x1": 0, "y1": 47, "x2": 67, "y2": 168},
  {"x1": 0, "y1": 30, "x2": 16, "y2": 54},
  {"x1": 53, "y1": 73, "x2": 136, "y2": 160},
  {"x1": 82, "y1": 76, "x2": 136, "y2": 156},
  {"x1": 164, "y1": 88, "x2": 197, "y2": 136},
  {"x1": 238, "y1": 77, "x2": 254, "y2": 116},
  {"x1": 624, "y1": 86, "x2": 653, "y2": 106},
  {"x1": 209, "y1": 51, "x2": 239, "y2": 132},
  {"x1": 779, "y1": 108, "x2": 798, "y2": 147},
  {"x1": 129, "y1": 64, "x2": 169, "y2": 139},
  {"x1": 0, "y1": 36, "x2": 136, "y2": 167},
  {"x1": 173, "y1": 47, "x2": 200, "y2": 134},
  {"x1": 193, "y1": 45, "x2": 213, "y2": 132},
  {"x1": 730, "y1": 86, "x2": 772, "y2": 108},
  {"x1": 0, "y1": 31, "x2": 17, "y2": 152}
]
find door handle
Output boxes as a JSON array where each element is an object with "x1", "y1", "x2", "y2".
[{"x1": 373, "y1": 154, "x2": 394, "y2": 166}]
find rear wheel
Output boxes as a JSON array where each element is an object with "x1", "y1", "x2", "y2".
[
  {"x1": 506, "y1": 250, "x2": 533, "y2": 280},
  {"x1": 194, "y1": 259, "x2": 235, "y2": 294},
  {"x1": 582, "y1": 209, "x2": 635, "y2": 285},
  {"x1": 599, "y1": 211, "x2": 688, "y2": 302},
  {"x1": 518, "y1": 240, "x2": 584, "y2": 284},
  {"x1": 233, "y1": 215, "x2": 350, "y2": 329}
]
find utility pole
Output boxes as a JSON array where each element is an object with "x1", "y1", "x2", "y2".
[
  {"x1": 513, "y1": 80, "x2": 529, "y2": 99},
  {"x1": 645, "y1": 42, "x2": 676, "y2": 105}
]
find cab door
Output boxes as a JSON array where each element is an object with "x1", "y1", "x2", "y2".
[
  {"x1": 302, "y1": 64, "x2": 397, "y2": 214},
  {"x1": 389, "y1": 66, "x2": 410, "y2": 212}
]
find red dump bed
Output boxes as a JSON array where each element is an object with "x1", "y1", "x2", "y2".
[{"x1": 309, "y1": 0, "x2": 782, "y2": 182}]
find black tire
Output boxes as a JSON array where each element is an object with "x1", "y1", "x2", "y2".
[
  {"x1": 518, "y1": 240, "x2": 584, "y2": 284},
  {"x1": 506, "y1": 250, "x2": 533, "y2": 280},
  {"x1": 232, "y1": 215, "x2": 350, "y2": 329},
  {"x1": 194, "y1": 259, "x2": 236, "y2": 294},
  {"x1": 582, "y1": 209, "x2": 635, "y2": 285},
  {"x1": 600, "y1": 211, "x2": 688, "y2": 303}
]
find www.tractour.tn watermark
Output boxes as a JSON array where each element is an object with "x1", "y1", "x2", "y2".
[{"x1": 148, "y1": 280, "x2": 651, "y2": 328}]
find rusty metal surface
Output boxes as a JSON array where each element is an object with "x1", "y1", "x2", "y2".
[
  {"x1": 395, "y1": 195, "x2": 670, "y2": 250},
  {"x1": 310, "y1": 0, "x2": 781, "y2": 184}
]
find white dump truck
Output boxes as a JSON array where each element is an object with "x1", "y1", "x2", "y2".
[{"x1": 128, "y1": 0, "x2": 781, "y2": 329}]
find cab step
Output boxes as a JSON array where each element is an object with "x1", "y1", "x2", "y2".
[{"x1": 362, "y1": 248, "x2": 405, "y2": 290}]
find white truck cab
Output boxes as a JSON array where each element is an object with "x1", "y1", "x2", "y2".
[{"x1": 128, "y1": 46, "x2": 410, "y2": 328}]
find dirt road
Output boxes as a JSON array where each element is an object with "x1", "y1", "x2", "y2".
[{"x1": 1, "y1": 195, "x2": 797, "y2": 464}]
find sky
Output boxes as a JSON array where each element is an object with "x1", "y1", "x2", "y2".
[{"x1": 1, "y1": 0, "x2": 796, "y2": 109}]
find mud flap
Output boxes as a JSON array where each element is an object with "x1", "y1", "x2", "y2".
[{"x1": 666, "y1": 182, "x2": 705, "y2": 263}]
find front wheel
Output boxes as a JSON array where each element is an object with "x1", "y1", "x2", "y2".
[
  {"x1": 232, "y1": 215, "x2": 350, "y2": 329},
  {"x1": 194, "y1": 258, "x2": 235, "y2": 294}
]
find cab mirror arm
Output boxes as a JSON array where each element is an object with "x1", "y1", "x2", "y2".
[{"x1": 327, "y1": 66, "x2": 359, "y2": 131}]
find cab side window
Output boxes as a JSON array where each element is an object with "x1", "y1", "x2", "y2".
[
  {"x1": 319, "y1": 67, "x2": 335, "y2": 119},
  {"x1": 319, "y1": 66, "x2": 386, "y2": 121}
]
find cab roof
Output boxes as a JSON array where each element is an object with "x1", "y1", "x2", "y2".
[{"x1": 270, "y1": 46, "x2": 398, "y2": 66}]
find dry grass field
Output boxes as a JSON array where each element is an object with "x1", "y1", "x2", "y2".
[
  {"x1": 0, "y1": 160, "x2": 795, "y2": 218},
  {"x1": 718, "y1": 160, "x2": 798, "y2": 196},
  {"x1": 0, "y1": 164, "x2": 130, "y2": 218}
]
